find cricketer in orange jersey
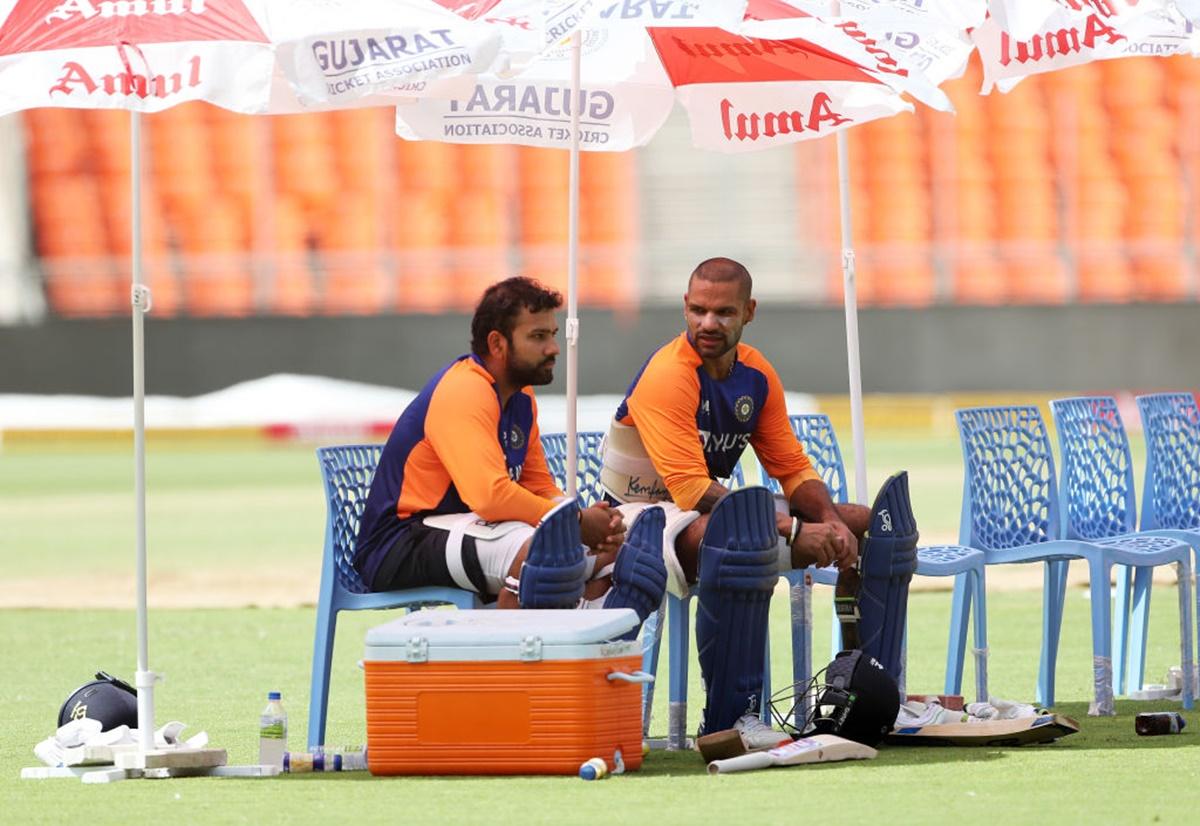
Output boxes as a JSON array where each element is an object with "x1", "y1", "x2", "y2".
[
  {"x1": 601, "y1": 257, "x2": 871, "y2": 594},
  {"x1": 354, "y1": 277, "x2": 625, "y2": 608}
]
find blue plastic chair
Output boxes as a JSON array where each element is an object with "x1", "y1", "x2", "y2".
[
  {"x1": 307, "y1": 445, "x2": 479, "y2": 749},
  {"x1": 1136, "y1": 392, "x2": 1200, "y2": 686},
  {"x1": 1052, "y1": 396, "x2": 1196, "y2": 699},
  {"x1": 539, "y1": 431, "x2": 605, "y2": 504},
  {"x1": 761, "y1": 415, "x2": 989, "y2": 717},
  {"x1": 955, "y1": 406, "x2": 1193, "y2": 715}
]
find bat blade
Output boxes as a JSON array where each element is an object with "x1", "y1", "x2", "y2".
[
  {"x1": 707, "y1": 735, "x2": 876, "y2": 774},
  {"x1": 885, "y1": 714, "x2": 1080, "y2": 747}
]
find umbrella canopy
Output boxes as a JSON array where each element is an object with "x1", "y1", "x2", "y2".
[
  {"x1": 972, "y1": 0, "x2": 1198, "y2": 92},
  {"x1": 382, "y1": 0, "x2": 959, "y2": 500},
  {"x1": 0, "y1": 0, "x2": 274, "y2": 114},
  {"x1": 0, "y1": 0, "x2": 508, "y2": 756},
  {"x1": 393, "y1": 0, "x2": 955, "y2": 150}
]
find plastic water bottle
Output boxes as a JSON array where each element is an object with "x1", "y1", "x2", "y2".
[{"x1": 258, "y1": 691, "x2": 287, "y2": 767}]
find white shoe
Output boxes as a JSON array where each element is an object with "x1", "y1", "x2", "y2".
[{"x1": 734, "y1": 713, "x2": 791, "y2": 751}]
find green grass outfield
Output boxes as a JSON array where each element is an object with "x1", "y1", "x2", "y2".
[
  {"x1": 1, "y1": 435, "x2": 1194, "y2": 824},
  {"x1": 4, "y1": 595, "x2": 1197, "y2": 825}
]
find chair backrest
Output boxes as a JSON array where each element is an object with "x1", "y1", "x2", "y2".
[
  {"x1": 1136, "y1": 392, "x2": 1200, "y2": 531},
  {"x1": 316, "y1": 444, "x2": 383, "y2": 596},
  {"x1": 955, "y1": 405, "x2": 1058, "y2": 551},
  {"x1": 540, "y1": 431, "x2": 605, "y2": 505},
  {"x1": 1050, "y1": 396, "x2": 1137, "y2": 540},
  {"x1": 759, "y1": 413, "x2": 849, "y2": 504}
]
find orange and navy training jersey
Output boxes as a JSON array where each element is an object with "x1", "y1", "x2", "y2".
[
  {"x1": 354, "y1": 354, "x2": 563, "y2": 586},
  {"x1": 614, "y1": 332, "x2": 819, "y2": 511}
]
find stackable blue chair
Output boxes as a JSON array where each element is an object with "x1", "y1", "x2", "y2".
[
  {"x1": 1136, "y1": 393, "x2": 1200, "y2": 684},
  {"x1": 307, "y1": 445, "x2": 479, "y2": 749},
  {"x1": 955, "y1": 406, "x2": 1193, "y2": 714},
  {"x1": 761, "y1": 415, "x2": 989, "y2": 716},
  {"x1": 539, "y1": 431, "x2": 605, "y2": 504},
  {"x1": 1052, "y1": 396, "x2": 1196, "y2": 698}
]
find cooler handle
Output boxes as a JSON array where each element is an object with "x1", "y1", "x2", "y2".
[{"x1": 607, "y1": 670, "x2": 655, "y2": 685}]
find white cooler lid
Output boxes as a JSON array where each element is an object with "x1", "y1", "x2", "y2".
[{"x1": 364, "y1": 608, "x2": 641, "y2": 662}]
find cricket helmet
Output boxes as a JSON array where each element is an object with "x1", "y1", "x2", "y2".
[
  {"x1": 58, "y1": 672, "x2": 138, "y2": 731},
  {"x1": 769, "y1": 649, "x2": 900, "y2": 747}
]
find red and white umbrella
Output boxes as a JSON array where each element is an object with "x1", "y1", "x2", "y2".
[
  {"x1": 972, "y1": 0, "x2": 1197, "y2": 93},
  {"x1": 0, "y1": 0, "x2": 503, "y2": 760},
  {"x1": 383, "y1": 0, "x2": 955, "y2": 498},
  {"x1": 0, "y1": 0, "x2": 275, "y2": 115}
]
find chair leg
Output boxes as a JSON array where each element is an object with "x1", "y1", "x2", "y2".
[
  {"x1": 1087, "y1": 560, "x2": 1115, "y2": 716},
  {"x1": 788, "y1": 575, "x2": 814, "y2": 729},
  {"x1": 1126, "y1": 566, "x2": 1154, "y2": 694},
  {"x1": 944, "y1": 572, "x2": 972, "y2": 695},
  {"x1": 307, "y1": 606, "x2": 338, "y2": 750},
  {"x1": 667, "y1": 594, "x2": 691, "y2": 750},
  {"x1": 640, "y1": 600, "x2": 666, "y2": 737},
  {"x1": 1176, "y1": 559, "x2": 1195, "y2": 710},
  {"x1": 971, "y1": 566, "x2": 989, "y2": 705},
  {"x1": 1037, "y1": 559, "x2": 1069, "y2": 708},
  {"x1": 1112, "y1": 564, "x2": 1133, "y2": 695}
]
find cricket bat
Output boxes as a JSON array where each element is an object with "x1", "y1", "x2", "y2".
[
  {"x1": 707, "y1": 735, "x2": 876, "y2": 774},
  {"x1": 885, "y1": 713, "x2": 1080, "y2": 747}
]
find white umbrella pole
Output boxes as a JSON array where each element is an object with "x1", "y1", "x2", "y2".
[
  {"x1": 565, "y1": 31, "x2": 582, "y2": 498},
  {"x1": 836, "y1": 130, "x2": 868, "y2": 504},
  {"x1": 130, "y1": 111, "x2": 156, "y2": 753}
]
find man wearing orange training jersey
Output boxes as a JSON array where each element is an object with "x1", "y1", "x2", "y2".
[
  {"x1": 354, "y1": 277, "x2": 628, "y2": 609},
  {"x1": 602, "y1": 258, "x2": 911, "y2": 742},
  {"x1": 603, "y1": 257, "x2": 869, "y2": 592}
]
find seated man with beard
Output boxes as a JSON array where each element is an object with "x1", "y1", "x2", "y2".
[{"x1": 353, "y1": 277, "x2": 665, "y2": 626}]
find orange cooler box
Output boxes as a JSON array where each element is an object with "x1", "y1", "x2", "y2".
[{"x1": 363, "y1": 608, "x2": 648, "y2": 775}]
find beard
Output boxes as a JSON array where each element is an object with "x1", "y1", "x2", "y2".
[
  {"x1": 508, "y1": 355, "x2": 556, "y2": 387},
  {"x1": 692, "y1": 327, "x2": 740, "y2": 360}
]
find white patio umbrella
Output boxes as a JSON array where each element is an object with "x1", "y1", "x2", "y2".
[{"x1": 0, "y1": 0, "x2": 501, "y2": 756}]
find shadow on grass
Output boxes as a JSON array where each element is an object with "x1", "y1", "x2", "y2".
[{"x1": 270, "y1": 700, "x2": 1196, "y2": 782}]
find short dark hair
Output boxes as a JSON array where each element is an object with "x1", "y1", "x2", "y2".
[
  {"x1": 470, "y1": 277, "x2": 563, "y2": 357},
  {"x1": 688, "y1": 257, "x2": 753, "y2": 301}
]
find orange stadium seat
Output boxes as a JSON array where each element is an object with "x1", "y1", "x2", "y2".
[
  {"x1": 177, "y1": 197, "x2": 253, "y2": 316},
  {"x1": 318, "y1": 194, "x2": 390, "y2": 316},
  {"x1": 23, "y1": 109, "x2": 92, "y2": 178},
  {"x1": 578, "y1": 153, "x2": 638, "y2": 308},
  {"x1": 458, "y1": 144, "x2": 516, "y2": 194},
  {"x1": 392, "y1": 189, "x2": 454, "y2": 313},
  {"x1": 265, "y1": 195, "x2": 316, "y2": 316},
  {"x1": 396, "y1": 140, "x2": 456, "y2": 192},
  {"x1": 451, "y1": 193, "x2": 510, "y2": 306},
  {"x1": 31, "y1": 176, "x2": 121, "y2": 316}
]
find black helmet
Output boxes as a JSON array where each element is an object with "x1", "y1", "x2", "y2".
[
  {"x1": 769, "y1": 649, "x2": 900, "y2": 747},
  {"x1": 58, "y1": 672, "x2": 138, "y2": 731}
]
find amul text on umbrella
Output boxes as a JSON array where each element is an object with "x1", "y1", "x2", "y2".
[{"x1": 43, "y1": 0, "x2": 205, "y2": 24}]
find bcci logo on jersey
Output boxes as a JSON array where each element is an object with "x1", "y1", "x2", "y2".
[
  {"x1": 505, "y1": 424, "x2": 526, "y2": 451},
  {"x1": 734, "y1": 395, "x2": 754, "y2": 423}
]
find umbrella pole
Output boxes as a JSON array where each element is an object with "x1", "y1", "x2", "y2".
[
  {"x1": 565, "y1": 31, "x2": 582, "y2": 498},
  {"x1": 130, "y1": 110, "x2": 156, "y2": 753},
  {"x1": 836, "y1": 130, "x2": 868, "y2": 504}
]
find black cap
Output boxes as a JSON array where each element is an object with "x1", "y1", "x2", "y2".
[{"x1": 58, "y1": 672, "x2": 138, "y2": 731}]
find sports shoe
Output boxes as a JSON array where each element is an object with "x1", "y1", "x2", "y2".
[{"x1": 734, "y1": 713, "x2": 792, "y2": 751}]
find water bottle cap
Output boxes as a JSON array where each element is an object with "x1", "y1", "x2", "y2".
[{"x1": 268, "y1": 691, "x2": 281, "y2": 700}]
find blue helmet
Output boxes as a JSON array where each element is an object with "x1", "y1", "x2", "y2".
[{"x1": 58, "y1": 672, "x2": 138, "y2": 731}]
